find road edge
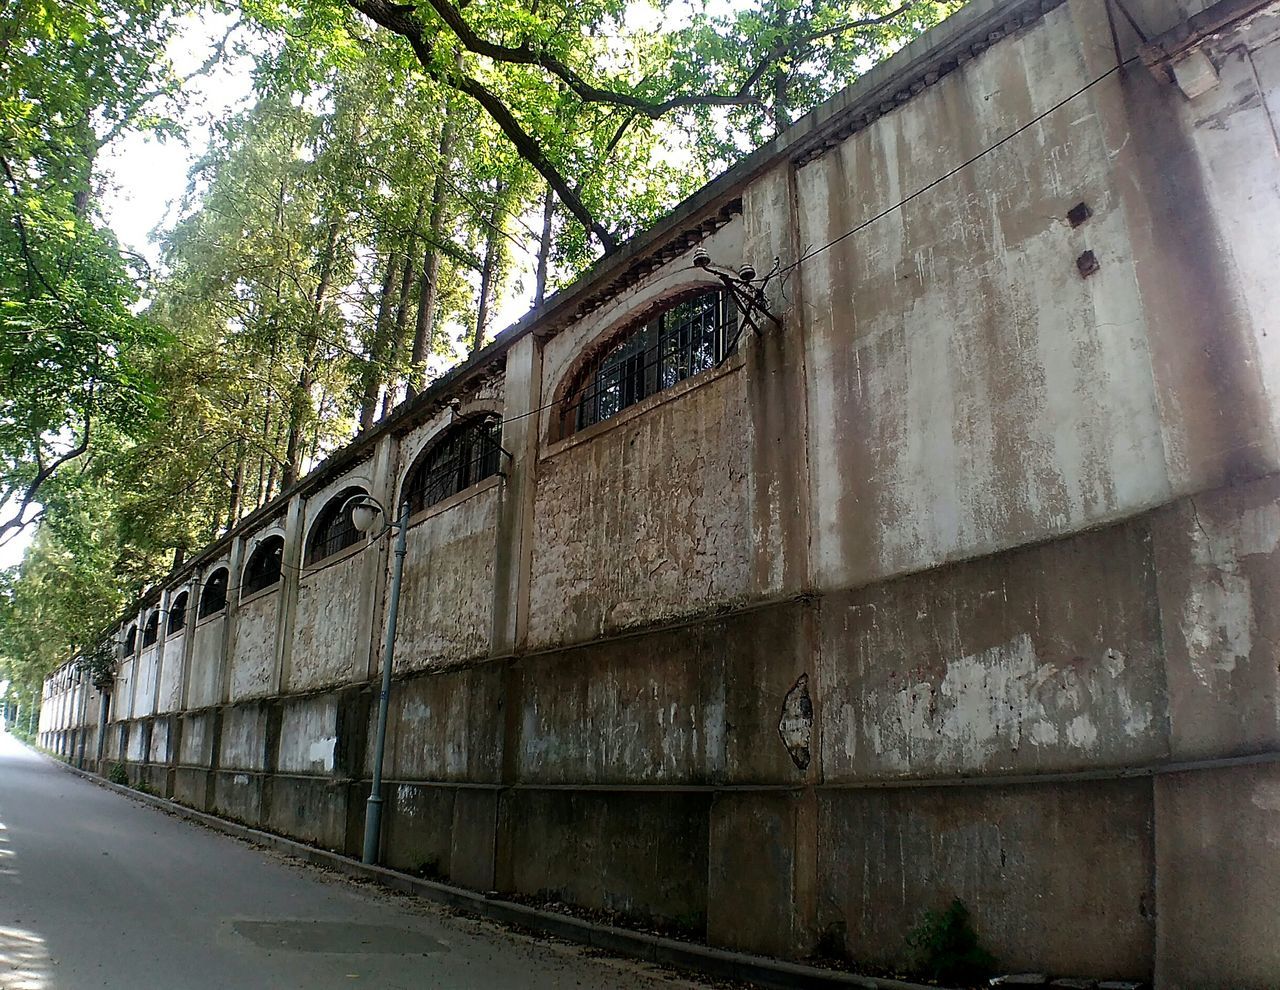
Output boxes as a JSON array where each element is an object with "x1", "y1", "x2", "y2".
[{"x1": 45, "y1": 753, "x2": 945, "y2": 990}]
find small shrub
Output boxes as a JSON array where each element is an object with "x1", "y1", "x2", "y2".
[
  {"x1": 108, "y1": 762, "x2": 129, "y2": 786},
  {"x1": 132, "y1": 778, "x2": 154, "y2": 796},
  {"x1": 415, "y1": 859, "x2": 442, "y2": 881},
  {"x1": 815, "y1": 923, "x2": 848, "y2": 960},
  {"x1": 906, "y1": 898, "x2": 997, "y2": 984}
]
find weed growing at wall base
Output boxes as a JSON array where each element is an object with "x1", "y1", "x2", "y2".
[{"x1": 906, "y1": 898, "x2": 997, "y2": 984}]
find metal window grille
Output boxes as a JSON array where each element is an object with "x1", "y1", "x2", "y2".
[
  {"x1": 306, "y1": 488, "x2": 365, "y2": 566},
  {"x1": 566, "y1": 289, "x2": 737, "y2": 435},
  {"x1": 406, "y1": 417, "x2": 503, "y2": 513},
  {"x1": 168, "y1": 592, "x2": 188, "y2": 634},
  {"x1": 142, "y1": 611, "x2": 159, "y2": 647},
  {"x1": 242, "y1": 537, "x2": 284, "y2": 596},
  {"x1": 199, "y1": 569, "x2": 228, "y2": 618}
]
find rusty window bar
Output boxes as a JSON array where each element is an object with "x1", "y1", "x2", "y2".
[
  {"x1": 571, "y1": 289, "x2": 738, "y2": 434},
  {"x1": 168, "y1": 591, "x2": 188, "y2": 634},
  {"x1": 198, "y1": 568, "x2": 228, "y2": 618},
  {"x1": 142, "y1": 611, "x2": 159, "y2": 647},
  {"x1": 242, "y1": 536, "x2": 285, "y2": 596},
  {"x1": 406, "y1": 416, "x2": 503, "y2": 514}
]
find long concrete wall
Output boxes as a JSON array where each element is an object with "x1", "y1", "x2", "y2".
[{"x1": 40, "y1": 1, "x2": 1280, "y2": 985}]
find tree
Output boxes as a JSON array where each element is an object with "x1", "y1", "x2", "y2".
[{"x1": 0, "y1": 0, "x2": 204, "y2": 544}]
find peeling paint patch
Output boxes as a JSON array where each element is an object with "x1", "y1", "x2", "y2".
[
  {"x1": 307, "y1": 736, "x2": 337, "y2": 772},
  {"x1": 778, "y1": 674, "x2": 814, "y2": 771},
  {"x1": 857, "y1": 632, "x2": 1152, "y2": 775},
  {"x1": 1183, "y1": 513, "x2": 1255, "y2": 687}
]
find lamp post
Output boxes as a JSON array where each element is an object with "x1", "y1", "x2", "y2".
[{"x1": 347, "y1": 492, "x2": 411, "y2": 865}]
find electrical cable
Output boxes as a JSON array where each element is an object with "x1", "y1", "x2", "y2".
[
  {"x1": 773, "y1": 53, "x2": 1140, "y2": 281},
  {"x1": 479, "y1": 52, "x2": 1141, "y2": 433}
]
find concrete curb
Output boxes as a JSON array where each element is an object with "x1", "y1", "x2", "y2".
[{"x1": 48, "y1": 756, "x2": 948, "y2": 990}]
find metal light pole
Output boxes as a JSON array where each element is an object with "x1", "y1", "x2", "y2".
[{"x1": 350, "y1": 495, "x2": 411, "y2": 866}]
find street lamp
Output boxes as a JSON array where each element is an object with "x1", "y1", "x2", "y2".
[{"x1": 345, "y1": 492, "x2": 411, "y2": 865}]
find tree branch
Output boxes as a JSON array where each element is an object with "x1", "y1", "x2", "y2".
[
  {"x1": 393, "y1": 0, "x2": 917, "y2": 116},
  {"x1": 1, "y1": 155, "x2": 62, "y2": 300},
  {"x1": 0, "y1": 389, "x2": 94, "y2": 544},
  {"x1": 350, "y1": 0, "x2": 619, "y2": 251}
]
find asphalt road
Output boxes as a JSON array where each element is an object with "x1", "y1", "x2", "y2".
[{"x1": 0, "y1": 731, "x2": 708, "y2": 990}]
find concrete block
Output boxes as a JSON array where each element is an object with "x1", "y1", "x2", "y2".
[
  {"x1": 819, "y1": 520, "x2": 1169, "y2": 782},
  {"x1": 1154, "y1": 763, "x2": 1280, "y2": 988},
  {"x1": 449, "y1": 789, "x2": 498, "y2": 891},
  {"x1": 383, "y1": 669, "x2": 503, "y2": 782},
  {"x1": 266, "y1": 775, "x2": 349, "y2": 851},
  {"x1": 498, "y1": 789, "x2": 709, "y2": 934},
  {"x1": 211, "y1": 769, "x2": 265, "y2": 826},
  {"x1": 381, "y1": 782, "x2": 456, "y2": 879},
  {"x1": 1151, "y1": 477, "x2": 1280, "y2": 760},
  {"x1": 172, "y1": 767, "x2": 210, "y2": 809},
  {"x1": 817, "y1": 780, "x2": 1154, "y2": 978},
  {"x1": 708, "y1": 790, "x2": 815, "y2": 957}
]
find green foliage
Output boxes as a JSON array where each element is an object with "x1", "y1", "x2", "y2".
[
  {"x1": 75, "y1": 641, "x2": 118, "y2": 690},
  {"x1": 0, "y1": 0, "x2": 186, "y2": 544},
  {"x1": 108, "y1": 762, "x2": 130, "y2": 785},
  {"x1": 906, "y1": 898, "x2": 997, "y2": 984}
]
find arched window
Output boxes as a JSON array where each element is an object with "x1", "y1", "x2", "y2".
[
  {"x1": 123, "y1": 625, "x2": 137, "y2": 656},
  {"x1": 142, "y1": 610, "x2": 160, "y2": 648},
  {"x1": 168, "y1": 591, "x2": 189, "y2": 634},
  {"x1": 559, "y1": 288, "x2": 738, "y2": 437},
  {"x1": 242, "y1": 535, "x2": 285, "y2": 597},
  {"x1": 405, "y1": 417, "x2": 502, "y2": 514},
  {"x1": 306, "y1": 487, "x2": 366, "y2": 566},
  {"x1": 199, "y1": 568, "x2": 229, "y2": 619}
]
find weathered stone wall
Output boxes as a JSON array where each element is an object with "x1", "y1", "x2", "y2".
[
  {"x1": 156, "y1": 627, "x2": 185, "y2": 714},
  {"x1": 229, "y1": 589, "x2": 279, "y2": 701},
  {"x1": 392, "y1": 485, "x2": 499, "y2": 671},
  {"x1": 40, "y1": 0, "x2": 1280, "y2": 985}
]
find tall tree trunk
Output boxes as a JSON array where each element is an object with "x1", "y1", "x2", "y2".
[
  {"x1": 255, "y1": 402, "x2": 272, "y2": 508},
  {"x1": 226, "y1": 450, "x2": 245, "y2": 530},
  {"x1": 72, "y1": 115, "x2": 96, "y2": 218},
  {"x1": 282, "y1": 364, "x2": 313, "y2": 489},
  {"x1": 359, "y1": 249, "x2": 402, "y2": 431},
  {"x1": 472, "y1": 182, "x2": 506, "y2": 354},
  {"x1": 408, "y1": 118, "x2": 455, "y2": 397},
  {"x1": 382, "y1": 196, "x2": 425, "y2": 418},
  {"x1": 534, "y1": 182, "x2": 555, "y2": 305},
  {"x1": 284, "y1": 212, "x2": 343, "y2": 487},
  {"x1": 266, "y1": 414, "x2": 285, "y2": 498},
  {"x1": 771, "y1": 5, "x2": 791, "y2": 134}
]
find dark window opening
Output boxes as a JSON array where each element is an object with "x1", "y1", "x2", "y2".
[
  {"x1": 306, "y1": 487, "x2": 366, "y2": 566},
  {"x1": 168, "y1": 592, "x2": 189, "y2": 634},
  {"x1": 199, "y1": 568, "x2": 229, "y2": 619},
  {"x1": 242, "y1": 535, "x2": 285, "y2": 597},
  {"x1": 560, "y1": 289, "x2": 738, "y2": 437},
  {"x1": 123, "y1": 625, "x2": 137, "y2": 656},
  {"x1": 142, "y1": 611, "x2": 159, "y2": 648},
  {"x1": 405, "y1": 417, "x2": 503, "y2": 514}
]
